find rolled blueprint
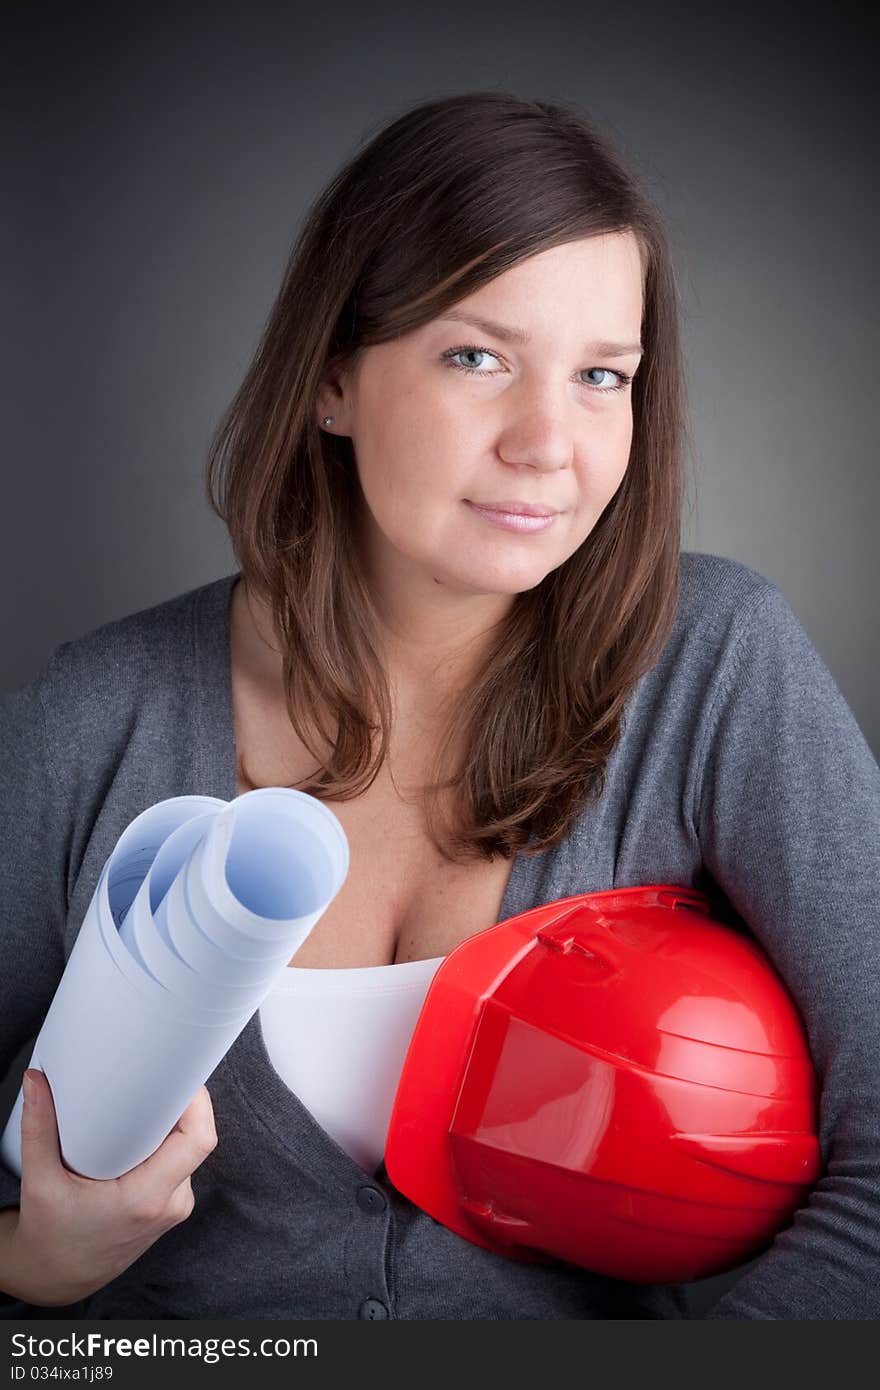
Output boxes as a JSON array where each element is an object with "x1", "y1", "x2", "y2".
[{"x1": 0, "y1": 786, "x2": 349, "y2": 1180}]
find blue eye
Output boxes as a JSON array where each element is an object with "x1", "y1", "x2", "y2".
[
  {"x1": 583, "y1": 367, "x2": 627, "y2": 391},
  {"x1": 441, "y1": 344, "x2": 631, "y2": 394},
  {"x1": 447, "y1": 347, "x2": 499, "y2": 373}
]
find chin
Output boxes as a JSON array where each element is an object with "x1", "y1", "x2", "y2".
[{"x1": 433, "y1": 563, "x2": 550, "y2": 596}]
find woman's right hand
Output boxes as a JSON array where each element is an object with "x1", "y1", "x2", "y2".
[{"x1": 0, "y1": 1067, "x2": 217, "y2": 1307}]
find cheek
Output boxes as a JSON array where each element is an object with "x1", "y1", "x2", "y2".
[
  {"x1": 604, "y1": 406, "x2": 635, "y2": 476},
  {"x1": 571, "y1": 411, "x2": 633, "y2": 514},
  {"x1": 360, "y1": 390, "x2": 464, "y2": 506},
  {"x1": 584, "y1": 406, "x2": 633, "y2": 466}
]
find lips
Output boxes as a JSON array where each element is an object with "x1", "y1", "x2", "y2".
[
  {"x1": 463, "y1": 501, "x2": 559, "y2": 534},
  {"x1": 465, "y1": 501, "x2": 560, "y2": 517}
]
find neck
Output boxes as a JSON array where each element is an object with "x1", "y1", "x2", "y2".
[{"x1": 235, "y1": 573, "x2": 513, "y2": 711}]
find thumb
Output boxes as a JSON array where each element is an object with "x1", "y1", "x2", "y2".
[{"x1": 19, "y1": 1068, "x2": 64, "y2": 1184}]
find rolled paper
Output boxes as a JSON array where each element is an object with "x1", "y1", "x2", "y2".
[{"x1": 0, "y1": 787, "x2": 349, "y2": 1180}]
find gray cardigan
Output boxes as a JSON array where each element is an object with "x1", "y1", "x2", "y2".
[{"x1": 1, "y1": 552, "x2": 878, "y2": 1320}]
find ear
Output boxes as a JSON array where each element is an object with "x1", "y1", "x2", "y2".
[{"x1": 315, "y1": 354, "x2": 357, "y2": 436}]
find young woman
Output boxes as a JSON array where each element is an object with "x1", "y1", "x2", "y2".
[{"x1": 1, "y1": 90, "x2": 878, "y2": 1320}]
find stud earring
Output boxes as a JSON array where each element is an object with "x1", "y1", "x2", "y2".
[{"x1": 322, "y1": 416, "x2": 334, "y2": 427}]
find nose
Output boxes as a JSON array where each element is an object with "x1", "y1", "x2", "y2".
[{"x1": 496, "y1": 387, "x2": 575, "y2": 472}]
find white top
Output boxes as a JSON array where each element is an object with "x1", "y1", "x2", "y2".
[{"x1": 258, "y1": 955, "x2": 445, "y2": 1176}]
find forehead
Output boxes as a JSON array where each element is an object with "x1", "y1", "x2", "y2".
[{"x1": 437, "y1": 233, "x2": 644, "y2": 335}]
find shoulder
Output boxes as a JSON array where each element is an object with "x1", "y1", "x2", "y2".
[
  {"x1": 671, "y1": 553, "x2": 852, "y2": 740},
  {"x1": 40, "y1": 573, "x2": 237, "y2": 699},
  {"x1": 638, "y1": 551, "x2": 820, "y2": 721},
  {"x1": 675, "y1": 550, "x2": 796, "y2": 653},
  {"x1": 26, "y1": 572, "x2": 238, "y2": 770},
  {"x1": 677, "y1": 549, "x2": 781, "y2": 623}
]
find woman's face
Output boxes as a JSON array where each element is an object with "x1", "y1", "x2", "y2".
[{"x1": 321, "y1": 232, "x2": 644, "y2": 602}]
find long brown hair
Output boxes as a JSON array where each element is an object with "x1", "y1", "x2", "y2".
[{"x1": 206, "y1": 90, "x2": 691, "y2": 863}]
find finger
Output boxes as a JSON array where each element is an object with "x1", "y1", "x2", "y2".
[
  {"x1": 172, "y1": 1085, "x2": 217, "y2": 1149},
  {"x1": 166, "y1": 1176, "x2": 196, "y2": 1226},
  {"x1": 122, "y1": 1086, "x2": 218, "y2": 1197},
  {"x1": 19, "y1": 1068, "x2": 64, "y2": 1189}
]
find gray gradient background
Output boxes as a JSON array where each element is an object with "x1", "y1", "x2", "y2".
[
  {"x1": 2, "y1": 2, "x2": 877, "y2": 752},
  {"x1": 0, "y1": 0, "x2": 876, "y2": 1318}
]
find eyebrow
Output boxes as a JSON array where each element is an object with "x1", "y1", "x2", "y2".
[{"x1": 437, "y1": 312, "x2": 643, "y2": 358}]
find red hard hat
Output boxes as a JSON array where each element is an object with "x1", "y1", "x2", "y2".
[{"x1": 384, "y1": 885, "x2": 821, "y2": 1284}]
